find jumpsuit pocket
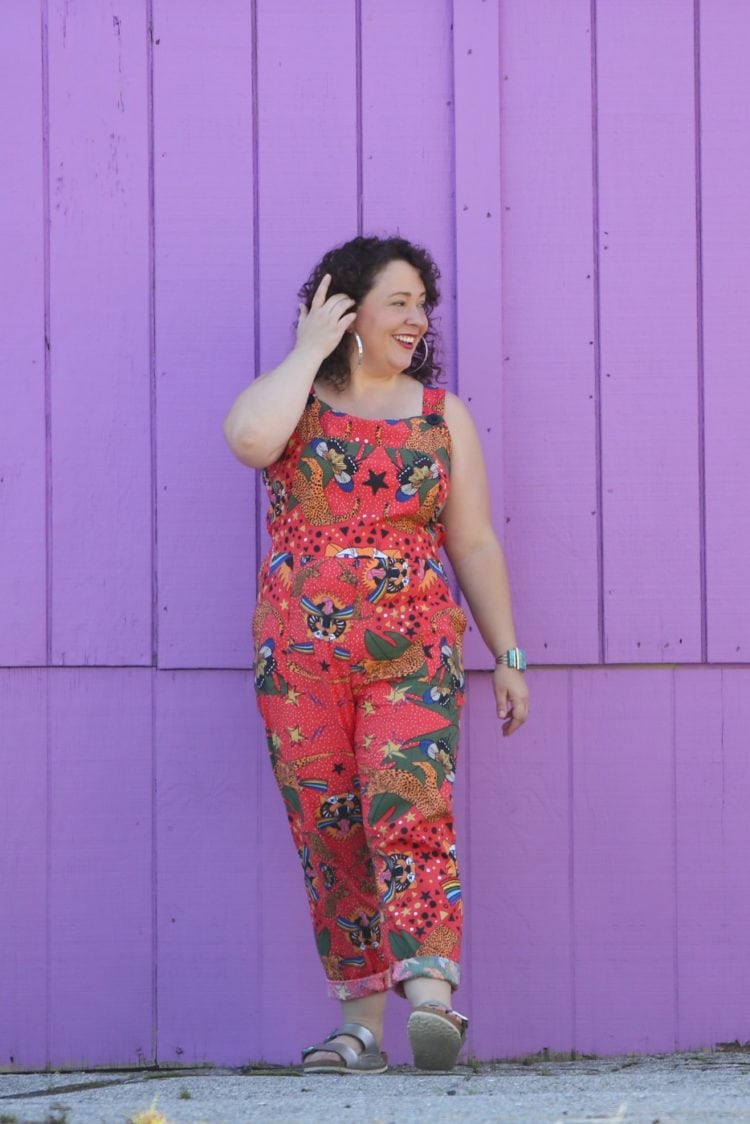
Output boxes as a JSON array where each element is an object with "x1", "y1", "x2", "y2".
[{"x1": 284, "y1": 555, "x2": 362, "y2": 666}]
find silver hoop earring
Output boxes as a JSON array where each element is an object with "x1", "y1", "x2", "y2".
[
  {"x1": 410, "y1": 336, "x2": 430, "y2": 373},
  {"x1": 354, "y1": 331, "x2": 364, "y2": 366}
]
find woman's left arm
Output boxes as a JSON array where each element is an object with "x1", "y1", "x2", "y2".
[{"x1": 442, "y1": 393, "x2": 529, "y2": 737}]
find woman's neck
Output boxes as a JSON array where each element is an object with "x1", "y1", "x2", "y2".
[{"x1": 315, "y1": 370, "x2": 423, "y2": 419}]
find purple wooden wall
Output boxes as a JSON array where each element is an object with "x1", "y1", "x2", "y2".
[{"x1": 2, "y1": 0, "x2": 749, "y2": 1069}]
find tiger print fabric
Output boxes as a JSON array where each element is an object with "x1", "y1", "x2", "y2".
[{"x1": 253, "y1": 385, "x2": 466, "y2": 1000}]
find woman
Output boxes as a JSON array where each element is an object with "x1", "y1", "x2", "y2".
[{"x1": 223, "y1": 235, "x2": 528, "y2": 1073}]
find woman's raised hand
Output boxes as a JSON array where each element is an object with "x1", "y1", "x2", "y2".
[{"x1": 295, "y1": 273, "x2": 357, "y2": 360}]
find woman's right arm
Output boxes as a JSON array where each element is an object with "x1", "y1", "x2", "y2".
[{"x1": 223, "y1": 275, "x2": 356, "y2": 469}]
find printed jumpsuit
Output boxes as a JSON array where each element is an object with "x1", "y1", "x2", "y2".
[{"x1": 253, "y1": 385, "x2": 467, "y2": 1000}]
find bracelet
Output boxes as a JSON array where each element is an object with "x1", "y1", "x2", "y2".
[{"x1": 494, "y1": 647, "x2": 527, "y2": 671}]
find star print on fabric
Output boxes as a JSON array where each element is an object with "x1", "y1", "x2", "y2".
[
  {"x1": 333, "y1": 763, "x2": 345, "y2": 775},
  {"x1": 319, "y1": 660, "x2": 330, "y2": 671},
  {"x1": 386, "y1": 684, "x2": 409, "y2": 704},
  {"x1": 363, "y1": 469, "x2": 388, "y2": 495}
]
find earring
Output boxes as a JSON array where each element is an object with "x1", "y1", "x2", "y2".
[
  {"x1": 410, "y1": 336, "x2": 430, "y2": 372},
  {"x1": 354, "y1": 331, "x2": 364, "y2": 365}
]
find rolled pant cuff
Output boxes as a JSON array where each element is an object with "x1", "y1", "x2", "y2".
[
  {"x1": 326, "y1": 967, "x2": 392, "y2": 1001},
  {"x1": 391, "y1": 956, "x2": 461, "y2": 996}
]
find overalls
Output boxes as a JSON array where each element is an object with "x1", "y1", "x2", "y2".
[{"x1": 253, "y1": 385, "x2": 466, "y2": 1000}]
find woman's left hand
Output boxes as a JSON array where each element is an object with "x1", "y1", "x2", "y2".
[{"x1": 493, "y1": 666, "x2": 529, "y2": 737}]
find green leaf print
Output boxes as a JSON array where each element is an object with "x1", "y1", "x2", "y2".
[
  {"x1": 404, "y1": 722, "x2": 459, "y2": 752},
  {"x1": 256, "y1": 674, "x2": 288, "y2": 698},
  {"x1": 281, "y1": 785, "x2": 302, "y2": 816},
  {"x1": 388, "y1": 930, "x2": 420, "y2": 959},
  {"x1": 398, "y1": 448, "x2": 420, "y2": 467},
  {"x1": 368, "y1": 792, "x2": 412, "y2": 826},
  {"x1": 364, "y1": 629, "x2": 411, "y2": 661},
  {"x1": 417, "y1": 477, "x2": 439, "y2": 503},
  {"x1": 265, "y1": 732, "x2": 281, "y2": 768},
  {"x1": 404, "y1": 684, "x2": 461, "y2": 718},
  {"x1": 316, "y1": 927, "x2": 332, "y2": 956},
  {"x1": 435, "y1": 446, "x2": 450, "y2": 472}
]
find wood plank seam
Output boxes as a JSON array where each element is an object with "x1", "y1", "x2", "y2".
[
  {"x1": 692, "y1": 0, "x2": 708, "y2": 664},
  {"x1": 590, "y1": 0, "x2": 605, "y2": 666}
]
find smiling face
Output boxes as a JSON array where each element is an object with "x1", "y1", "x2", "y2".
[{"x1": 352, "y1": 259, "x2": 429, "y2": 374}]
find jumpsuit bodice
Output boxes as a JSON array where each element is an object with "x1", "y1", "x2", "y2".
[{"x1": 254, "y1": 384, "x2": 467, "y2": 683}]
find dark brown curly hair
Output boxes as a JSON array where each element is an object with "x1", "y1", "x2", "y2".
[{"x1": 297, "y1": 235, "x2": 443, "y2": 390}]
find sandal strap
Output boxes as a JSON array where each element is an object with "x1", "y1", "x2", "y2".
[
  {"x1": 336, "y1": 1022, "x2": 379, "y2": 1052},
  {"x1": 301, "y1": 1021, "x2": 381, "y2": 1065},
  {"x1": 302, "y1": 1038, "x2": 359, "y2": 1067}
]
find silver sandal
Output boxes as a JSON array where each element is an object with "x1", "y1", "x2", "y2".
[
  {"x1": 301, "y1": 1022, "x2": 388, "y2": 1074},
  {"x1": 407, "y1": 1002, "x2": 469, "y2": 1071}
]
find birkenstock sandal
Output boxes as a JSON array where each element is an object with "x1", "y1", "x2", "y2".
[
  {"x1": 301, "y1": 1021, "x2": 388, "y2": 1074},
  {"x1": 407, "y1": 1002, "x2": 469, "y2": 1071}
]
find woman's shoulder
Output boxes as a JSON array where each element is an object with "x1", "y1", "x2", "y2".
[{"x1": 442, "y1": 389, "x2": 476, "y2": 429}]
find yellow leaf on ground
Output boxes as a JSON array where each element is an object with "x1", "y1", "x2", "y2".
[{"x1": 128, "y1": 1099, "x2": 173, "y2": 1124}]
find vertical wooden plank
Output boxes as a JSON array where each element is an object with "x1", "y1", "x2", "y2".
[
  {"x1": 153, "y1": 2, "x2": 256, "y2": 670},
  {"x1": 572, "y1": 669, "x2": 676, "y2": 1053},
  {"x1": 675, "y1": 668, "x2": 750, "y2": 1048},
  {"x1": 48, "y1": 670, "x2": 152, "y2": 1066},
  {"x1": 254, "y1": 0, "x2": 358, "y2": 1059},
  {"x1": 700, "y1": 3, "x2": 750, "y2": 661},
  {"x1": 597, "y1": 1, "x2": 701, "y2": 662},
  {"x1": 255, "y1": 725, "x2": 327, "y2": 1064},
  {"x1": 0, "y1": 671, "x2": 47, "y2": 1069},
  {"x1": 156, "y1": 671, "x2": 259, "y2": 1065},
  {"x1": 466, "y1": 671, "x2": 573, "y2": 1059},
  {"x1": 49, "y1": 1, "x2": 152, "y2": 665},
  {"x1": 451, "y1": 0, "x2": 505, "y2": 669},
  {"x1": 0, "y1": 3, "x2": 47, "y2": 665},
  {"x1": 361, "y1": 0, "x2": 455, "y2": 386},
  {"x1": 256, "y1": 0, "x2": 358, "y2": 375},
  {"x1": 498, "y1": 0, "x2": 600, "y2": 666}
]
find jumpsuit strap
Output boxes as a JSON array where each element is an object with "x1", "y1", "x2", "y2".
[{"x1": 422, "y1": 385, "x2": 446, "y2": 418}]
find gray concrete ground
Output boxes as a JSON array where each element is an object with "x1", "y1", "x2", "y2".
[{"x1": 1, "y1": 1050, "x2": 749, "y2": 1123}]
